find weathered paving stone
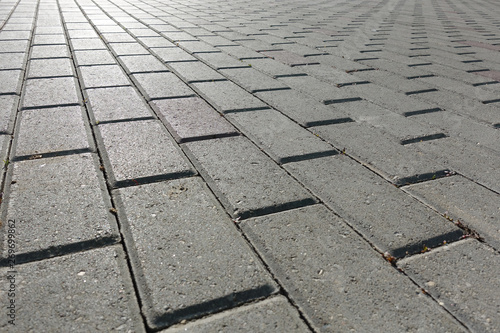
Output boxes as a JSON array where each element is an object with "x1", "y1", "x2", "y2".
[
  {"x1": 150, "y1": 97, "x2": 237, "y2": 143},
  {"x1": 0, "y1": 53, "x2": 26, "y2": 70},
  {"x1": 22, "y1": 77, "x2": 80, "y2": 109},
  {"x1": 151, "y1": 47, "x2": 197, "y2": 62},
  {"x1": 0, "y1": 95, "x2": 17, "y2": 134},
  {"x1": 0, "y1": 246, "x2": 145, "y2": 332},
  {"x1": 220, "y1": 67, "x2": 289, "y2": 92},
  {"x1": 242, "y1": 58, "x2": 305, "y2": 77},
  {"x1": 27, "y1": 58, "x2": 73, "y2": 78},
  {"x1": 96, "y1": 120, "x2": 195, "y2": 187},
  {"x1": 193, "y1": 81, "x2": 267, "y2": 113},
  {"x1": 404, "y1": 175, "x2": 500, "y2": 250},
  {"x1": 30, "y1": 44, "x2": 69, "y2": 58},
  {"x1": 118, "y1": 54, "x2": 168, "y2": 74},
  {"x1": 79, "y1": 65, "x2": 130, "y2": 89},
  {"x1": 0, "y1": 70, "x2": 23, "y2": 95},
  {"x1": 196, "y1": 51, "x2": 248, "y2": 69},
  {"x1": 183, "y1": 136, "x2": 316, "y2": 218},
  {"x1": 1, "y1": 153, "x2": 117, "y2": 258},
  {"x1": 0, "y1": 40, "x2": 29, "y2": 53},
  {"x1": 73, "y1": 50, "x2": 117, "y2": 67},
  {"x1": 69, "y1": 38, "x2": 107, "y2": 50},
  {"x1": 168, "y1": 61, "x2": 225, "y2": 82},
  {"x1": 162, "y1": 296, "x2": 310, "y2": 333},
  {"x1": 108, "y1": 42, "x2": 150, "y2": 56},
  {"x1": 241, "y1": 205, "x2": 465, "y2": 332},
  {"x1": 225, "y1": 108, "x2": 335, "y2": 163},
  {"x1": 284, "y1": 155, "x2": 463, "y2": 257},
  {"x1": 255, "y1": 89, "x2": 346, "y2": 126},
  {"x1": 114, "y1": 177, "x2": 277, "y2": 329},
  {"x1": 132, "y1": 72, "x2": 195, "y2": 100},
  {"x1": 311, "y1": 121, "x2": 448, "y2": 184},
  {"x1": 32, "y1": 34, "x2": 66, "y2": 45},
  {"x1": 85, "y1": 86, "x2": 152, "y2": 123},
  {"x1": 14, "y1": 106, "x2": 90, "y2": 158},
  {"x1": 399, "y1": 239, "x2": 500, "y2": 333}
]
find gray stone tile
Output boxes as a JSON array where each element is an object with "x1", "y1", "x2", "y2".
[
  {"x1": 151, "y1": 47, "x2": 197, "y2": 62},
  {"x1": 14, "y1": 106, "x2": 90, "y2": 158},
  {"x1": 69, "y1": 38, "x2": 107, "y2": 50},
  {"x1": 85, "y1": 86, "x2": 152, "y2": 123},
  {"x1": 22, "y1": 77, "x2": 80, "y2": 109},
  {"x1": 0, "y1": 95, "x2": 17, "y2": 134},
  {"x1": 79, "y1": 65, "x2": 130, "y2": 89},
  {"x1": 30, "y1": 45, "x2": 69, "y2": 59},
  {"x1": 168, "y1": 61, "x2": 225, "y2": 82},
  {"x1": 0, "y1": 246, "x2": 145, "y2": 332},
  {"x1": 109, "y1": 42, "x2": 150, "y2": 56},
  {"x1": 0, "y1": 40, "x2": 29, "y2": 53},
  {"x1": 150, "y1": 97, "x2": 236, "y2": 142},
  {"x1": 73, "y1": 50, "x2": 117, "y2": 66},
  {"x1": 0, "y1": 53, "x2": 25, "y2": 70},
  {"x1": 183, "y1": 136, "x2": 316, "y2": 218},
  {"x1": 132, "y1": 72, "x2": 194, "y2": 100},
  {"x1": 162, "y1": 296, "x2": 310, "y2": 333},
  {"x1": 27, "y1": 58, "x2": 73, "y2": 78},
  {"x1": 0, "y1": 70, "x2": 23, "y2": 95},
  {"x1": 284, "y1": 155, "x2": 462, "y2": 257},
  {"x1": 399, "y1": 239, "x2": 500, "y2": 332},
  {"x1": 118, "y1": 54, "x2": 168, "y2": 73},
  {"x1": 220, "y1": 68, "x2": 289, "y2": 92},
  {"x1": 32, "y1": 34, "x2": 66, "y2": 45},
  {"x1": 242, "y1": 205, "x2": 465, "y2": 332},
  {"x1": 193, "y1": 81, "x2": 267, "y2": 113},
  {"x1": 196, "y1": 52, "x2": 248, "y2": 69},
  {"x1": 1, "y1": 153, "x2": 117, "y2": 257},
  {"x1": 96, "y1": 120, "x2": 194, "y2": 187},
  {"x1": 115, "y1": 177, "x2": 277, "y2": 329}
]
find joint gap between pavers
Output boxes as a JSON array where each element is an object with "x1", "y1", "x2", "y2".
[
  {"x1": 407, "y1": 74, "x2": 435, "y2": 79},
  {"x1": 25, "y1": 74, "x2": 74, "y2": 80},
  {"x1": 323, "y1": 97, "x2": 363, "y2": 105},
  {"x1": 404, "y1": 107, "x2": 443, "y2": 117},
  {"x1": 405, "y1": 88, "x2": 439, "y2": 95},
  {"x1": 95, "y1": 116, "x2": 156, "y2": 125},
  {"x1": 279, "y1": 150, "x2": 339, "y2": 164},
  {"x1": 148, "y1": 94, "x2": 198, "y2": 101},
  {"x1": 251, "y1": 87, "x2": 291, "y2": 93},
  {"x1": 12, "y1": 147, "x2": 93, "y2": 162},
  {"x1": 337, "y1": 81, "x2": 371, "y2": 87},
  {"x1": 176, "y1": 132, "x2": 241, "y2": 144},
  {"x1": 0, "y1": 236, "x2": 119, "y2": 267},
  {"x1": 223, "y1": 106, "x2": 272, "y2": 114},
  {"x1": 472, "y1": 81, "x2": 499, "y2": 87},
  {"x1": 20, "y1": 102, "x2": 82, "y2": 111},
  {"x1": 82, "y1": 84, "x2": 131, "y2": 90},
  {"x1": 187, "y1": 78, "x2": 228, "y2": 84},
  {"x1": 400, "y1": 133, "x2": 448, "y2": 145},
  {"x1": 305, "y1": 117, "x2": 355, "y2": 128},
  {"x1": 394, "y1": 169, "x2": 457, "y2": 187},
  {"x1": 126, "y1": 69, "x2": 171, "y2": 75},
  {"x1": 482, "y1": 98, "x2": 500, "y2": 104},
  {"x1": 111, "y1": 171, "x2": 198, "y2": 189}
]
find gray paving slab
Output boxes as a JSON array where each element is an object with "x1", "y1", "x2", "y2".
[
  {"x1": 84, "y1": 86, "x2": 153, "y2": 123},
  {"x1": 241, "y1": 205, "x2": 465, "y2": 332},
  {"x1": 399, "y1": 239, "x2": 500, "y2": 333},
  {"x1": 96, "y1": 119, "x2": 195, "y2": 187},
  {"x1": 108, "y1": 42, "x2": 150, "y2": 56},
  {"x1": 162, "y1": 296, "x2": 310, "y2": 333},
  {"x1": 14, "y1": 106, "x2": 90, "y2": 158},
  {"x1": 118, "y1": 54, "x2": 168, "y2": 74},
  {"x1": 69, "y1": 37, "x2": 107, "y2": 50},
  {"x1": 0, "y1": 246, "x2": 145, "y2": 332},
  {"x1": 196, "y1": 51, "x2": 249, "y2": 69},
  {"x1": 220, "y1": 67, "x2": 289, "y2": 92},
  {"x1": 30, "y1": 44, "x2": 70, "y2": 58},
  {"x1": 150, "y1": 97, "x2": 237, "y2": 143},
  {"x1": 114, "y1": 177, "x2": 277, "y2": 329},
  {"x1": 1, "y1": 153, "x2": 117, "y2": 259},
  {"x1": 73, "y1": 50, "x2": 117, "y2": 67},
  {"x1": 151, "y1": 47, "x2": 197, "y2": 63},
  {"x1": 242, "y1": 58, "x2": 305, "y2": 77},
  {"x1": 168, "y1": 61, "x2": 225, "y2": 83},
  {"x1": 21, "y1": 77, "x2": 80, "y2": 109},
  {"x1": 0, "y1": 70, "x2": 23, "y2": 95},
  {"x1": 0, "y1": 53, "x2": 25, "y2": 70},
  {"x1": 284, "y1": 155, "x2": 462, "y2": 257},
  {"x1": 32, "y1": 34, "x2": 66, "y2": 45},
  {"x1": 225, "y1": 108, "x2": 336, "y2": 164},
  {"x1": 132, "y1": 72, "x2": 195, "y2": 100},
  {"x1": 0, "y1": 40, "x2": 29, "y2": 53},
  {"x1": 78, "y1": 64, "x2": 131, "y2": 89},
  {"x1": 183, "y1": 136, "x2": 316, "y2": 218},
  {"x1": 404, "y1": 175, "x2": 500, "y2": 250},
  {"x1": 27, "y1": 58, "x2": 73, "y2": 78}
]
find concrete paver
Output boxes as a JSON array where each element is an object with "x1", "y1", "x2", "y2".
[{"x1": 1, "y1": 0, "x2": 499, "y2": 331}]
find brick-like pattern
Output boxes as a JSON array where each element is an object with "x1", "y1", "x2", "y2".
[{"x1": 0, "y1": 0, "x2": 499, "y2": 331}]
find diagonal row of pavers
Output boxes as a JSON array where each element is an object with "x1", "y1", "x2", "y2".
[{"x1": 0, "y1": 0, "x2": 499, "y2": 331}]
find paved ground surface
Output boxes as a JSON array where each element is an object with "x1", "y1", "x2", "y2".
[{"x1": 0, "y1": 0, "x2": 499, "y2": 331}]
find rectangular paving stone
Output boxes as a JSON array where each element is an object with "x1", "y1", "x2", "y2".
[
  {"x1": 137, "y1": 37, "x2": 176, "y2": 48},
  {"x1": 284, "y1": 155, "x2": 462, "y2": 257},
  {"x1": 177, "y1": 40, "x2": 219, "y2": 53},
  {"x1": 0, "y1": 40, "x2": 29, "y2": 53},
  {"x1": 0, "y1": 53, "x2": 25, "y2": 70},
  {"x1": 114, "y1": 177, "x2": 277, "y2": 329},
  {"x1": 241, "y1": 205, "x2": 465, "y2": 332},
  {"x1": 220, "y1": 67, "x2": 289, "y2": 92},
  {"x1": 85, "y1": 86, "x2": 152, "y2": 123},
  {"x1": 195, "y1": 52, "x2": 248, "y2": 69},
  {"x1": 73, "y1": 50, "x2": 117, "y2": 67},
  {"x1": 183, "y1": 136, "x2": 316, "y2": 218},
  {"x1": 79, "y1": 65, "x2": 130, "y2": 89},
  {"x1": 0, "y1": 246, "x2": 145, "y2": 332},
  {"x1": 27, "y1": 58, "x2": 73, "y2": 78},
  {"x1": 22, "y1": 77, "x2": 80, "y2": 109},
  {"x1": 67, "y1": 29, "x2": 99, "y2": 39},
  {"x1": 150, "y1": 97, "x2": 237, "y2": 142},
  {"x1": 118, "y1": 54, "x2": 168, "y2": 74},
  {"x1": 109, "y1": 42, "x2": 150, "y2": 56},
  {"x1": 14, "y1": 106, "x2": 90, "y2": 158},
  {"x1": 217, "y1": 45, "x2": 267, "y2": 60},
  {"x1": 255, "y1": 89, "x2": 348, "y2": 126},
  {"x1": 193, "y1": 81, "x2": 267, "y2": 113},
  {"x1": 33, "y1": 34, "x2": 66, "y2": 45},
  {"x1": 101, "y1": 33, "x2": 138, "y2": 44},
  {"x1": 132, "y1": 72, "x2": 195, "y2": 100},
  {"x1": 151, "y1": 47, "x2": 197, "y2": 62},
  {"x1": 0, "y1": 70, "x2": 23, "y2": 95},
  {"x1": 168, "y1": 61, "x2": 225, "y2": 82},
  {"x1": 30, "y1": 44, "x2": 69, "y2": 59},
  {"x1": 226, "y1": 108, "x2": 335, "y2": 163},
  {"x1": 0, "y1": 95, "x2": 17, "y2": 134},
  {"x1": 1, "y1": 153, "x2": 118, "y2": 257},
  {"x1": 69, "y1": 38, "x2": 107, "y2": 50},
  {"x1": 399, "y1": 239, "x2": 500, "y2": 333},
  {"x1": 242, "y1": 58, "x2": 305, "y2": 77},
  {"x1": 96, "y1": 119, "x2": 194, "y2": 187},
  {"x1": 311, "y1": 121, "x2": 448, "y2": 184},
  {"x1": 162, "y1": 296, "x2": 310, "y2": 333},
  {"x1": 404, "y1": 175, "x2": 500, "y2": 249}
]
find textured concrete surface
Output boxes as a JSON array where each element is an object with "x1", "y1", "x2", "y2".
[{"x1": 0, "y1": 0, "x2": 499, "y2": 331}]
